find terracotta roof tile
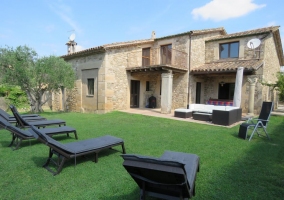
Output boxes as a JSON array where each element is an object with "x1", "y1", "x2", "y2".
[
  {"x1": 156, "y1": 27, "x2": 226, "y2": 40},
  {"x1": 103, "y1": 39, "x2": 154, "y2": 49},
  {"x1": 206, "y1": 26, "x2": 280, "y2": 42},
  {"x1": 191, "y1": 59, "x2": 263, "y2": 73},
  {"x1": 61, "y1": 46, "x2": 105, "y2": 58},
  {"x1": 61, "y1": 38, "x2": 154, "y2": 58}
]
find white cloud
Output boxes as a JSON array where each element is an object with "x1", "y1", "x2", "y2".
[
  {"x1": 0, "y1": 34, "x2": 9, "y2": 39},
  {"x1": 49, "y1": 3, "x2": 82, "y2": 33},
  {"x1": 45, "y1": 24, "x2": 55, "y2": 33},
  {"x1": 266, "y1": 21, "x2": 276, "y2": 27},
  {"x1": 191, "y1": 0, "x2": 266, "y2": 21},
  {"x1": 126, "y1": 3, "x2": 172, "y2": 36},
  {"x1": 75, "y1": 45, "x2": 84, "y2": 52}
]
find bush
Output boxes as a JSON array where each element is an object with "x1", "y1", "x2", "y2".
[{"x1": 0, "y1": 85, "x2": 29, "y2": 108}]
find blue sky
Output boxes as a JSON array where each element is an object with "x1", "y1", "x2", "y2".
[{"x1": 1, "y1": 0, "x2": 283, "y2": 57}]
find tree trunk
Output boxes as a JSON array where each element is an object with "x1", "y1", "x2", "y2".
[
  {"x1": 26, "y1": 90, "x2": 37, "y2": 113},
  {"x1": 26, "y1": 90, "x2": 44, "y2": 113}
]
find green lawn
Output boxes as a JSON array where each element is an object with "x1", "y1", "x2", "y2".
[{"x1": 1, "y1": 111, "x2": 284, "y2": 199}]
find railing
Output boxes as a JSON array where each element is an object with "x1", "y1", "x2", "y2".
[{"x1": 127, "y1": 48, "x2": 188, "y2": 69}]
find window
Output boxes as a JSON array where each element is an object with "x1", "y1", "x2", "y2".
[
  {"x1": 161, "y1": 44, "x2": 172, "y2": 65},
  {"x1": 220, "y1": 42, "x2": 239, "y2": 59},
  {"x1": 146, "y1": 81, "x2": 150, "y2": 91},
  {"x1": 142, "y1": 48, "x2": 150, "y2": 66},
  {"x1": 218, "y1": 83, "x2": 235, "y2": 100},
  {"x1": 87, "y1": 78, "x2": 94, "y2": 95}
]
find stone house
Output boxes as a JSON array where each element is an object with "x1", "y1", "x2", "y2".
[{"x1": 58, "y1": 26, "x2": 283, "y2": 114}]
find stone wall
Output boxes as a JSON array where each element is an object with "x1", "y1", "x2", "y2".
[
  {"x1": 189, "y1": 32, "x2": 224, "y2": 104},
  {"x1": 205, "y1": 35, "x2": 265, "y2": 62},
  {"x1": 200, "y1": 32, "x2": 280, "y2": 114},
  {"x1": 62, "y1": 53, "x2": 105, "y2": 113},
  {"x1": 106, "y1": 46, "x2": 140, "y2": 111}
]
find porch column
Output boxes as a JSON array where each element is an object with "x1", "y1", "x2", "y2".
[
  {"x1": 247, "y1": 76, "x2": 258, "y2": 115},
  {"x1": 161, "y1": 71, "x2": 173, "y2": 114}
]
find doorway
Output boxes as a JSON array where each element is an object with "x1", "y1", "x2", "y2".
[
  {"x1": 130, "y1": 80, "x2": 140, "y2": 108},
  {"x1": 196, "y1": 82, "x2": 201, "y2": 104}
]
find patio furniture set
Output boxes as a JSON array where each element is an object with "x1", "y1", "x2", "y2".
[
  {"x1": 0, "y1": 105, "x2": 200, "y2": 199},
  {"x1": 174, "y1": 104, "x2": 242, "y2": 126}
]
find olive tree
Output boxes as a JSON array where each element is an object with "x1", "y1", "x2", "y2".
[
  {"x1": 261, "y1": 71, "x2": 284, "y2": 102},
  {"x1": 0, "y1": 45, "x2": 75, "y2": 113}
]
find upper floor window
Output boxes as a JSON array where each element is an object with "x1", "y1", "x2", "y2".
[
  {"x1": 220, "y1": 42, "x2": 239, "y2": 59},
  {"x1": 142, "y1": 48, "x2": 150, "y2": 66},
  {"x1": 161, "y1": 44, "x2": 172, "y2": 65}
]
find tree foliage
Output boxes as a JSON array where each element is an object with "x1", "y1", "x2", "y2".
[
  {"x1": 0, "y1": 45, "x2": 75, "y2": 113},
  {"x1": 0, "y1": 84, "x2": 29, "y2": 108},
  {"x1": 261, "y1": 72, "x2": 284, "y2": 101}
]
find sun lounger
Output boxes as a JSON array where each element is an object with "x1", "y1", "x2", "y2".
[
  {"x1": 30, "y1": 125, "x2": 126, "y2": 175},
  {"x1": 122, "y1": 151, "x2": 200, "y2": 199},
  {"x1": 238, "y1": 101, "x2": 273, "y2": 141},
  {"x1": 0, "y1": 108, "x2": 39, "y2": 118},
  {"x1": 0, "y1": 108, "x2": 46, "y2": 123},
  {"x1": 10, "y1": 105, "x2": 66, "y2": 128},
  {"x1": 0, "y1": 116, "x2": 77, "y2": 150}
]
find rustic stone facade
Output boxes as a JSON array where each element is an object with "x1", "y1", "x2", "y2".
[
  {"x1": 199, "y1": 31, "x2": 281, "y2": 113},
  {"x1": 57, "y1": 26, "x2": 283, "y2": 115}
]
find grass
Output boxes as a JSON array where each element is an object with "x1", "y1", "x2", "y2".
[{"x1": 1, "y1": 111, "x2": 284, "y2": 199}]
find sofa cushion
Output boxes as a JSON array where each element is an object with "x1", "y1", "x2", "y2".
[{"x1": 174, "y1": 108, "x2": 193, "y2": 113}]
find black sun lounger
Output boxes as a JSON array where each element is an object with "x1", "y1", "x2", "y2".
[
  {"x1": 0, "y1": 117, "x2": 77, "y2": 150},
  {"x1": 10, "y1": 105, "x2": 66, "y2": 128},
  {"x1": 121, "y1": 151, "x2": 200, "y2": 200},
  {"x1": 1, "y1": 108, "x2": 40, "y2": 118},
  {"x1": 30, "y1": 125, "x2": 126, "y2": 175},
  {"x1": 0, "y1": 108, "x2": 46, "y2": 123}
]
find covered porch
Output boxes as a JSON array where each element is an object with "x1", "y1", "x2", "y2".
[{"x1": 190, "y1": 59, "x2": 264, "y2": 114}]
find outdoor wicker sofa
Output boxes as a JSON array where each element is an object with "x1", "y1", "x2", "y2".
[
  {"x1": 30, "y1": 125, "x2": 126, "y2": 175},
  {"x1": 174, "y1": 104, "x2": 242, "y2": 125}
]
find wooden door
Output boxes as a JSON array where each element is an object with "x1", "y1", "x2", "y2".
[
  {"x1": 161, "y1": 44, "x2": 172, "y2": 65},
  {"x1": 142, "y1": 48, "x2": 150, "y2": 66},
  {"x1": 196, "y1": 82, "x2": 201, "y2": 104},
  {"x1": 130, "y1": 80, "x2": 140, "y2": 108}
]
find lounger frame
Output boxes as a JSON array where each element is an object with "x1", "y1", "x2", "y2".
[
  {"x1": 0, "y1": 117, "x2": 77, "y2": 150},
  {"x1": 31, "y1": 126, "x2": 126, "y2": 175}
]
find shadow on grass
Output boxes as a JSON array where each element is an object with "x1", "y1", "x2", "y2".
[
  {"x1": 0, "y1": 137, "x2": 39, "y2": 149},
  {"x1": 0, "y1": 134, "x2": 77, "y2": 150},
  {"x1": 198, "y1": 116, "x2": 284, "y2": 199},
  {"x1": 31, "y1": 148, "x2": 123, "y2": 172}
]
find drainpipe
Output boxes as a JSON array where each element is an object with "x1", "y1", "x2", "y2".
[{"x1": 187, "y1": 31, "x2": 193, "y2": 109}]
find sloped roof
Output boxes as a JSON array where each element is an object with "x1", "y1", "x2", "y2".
[
  {"x1": 61, "y1": 27, "x2": 226, "y2": 59},
  {"x1": 61, "y1": 46, "x2": 105, "y2": 59},
  {"x1": 191, "y1": 59, "x2": 263, "y2": 74},
  {"x1": 205, "y1": 26, "x2": 284, "y2": 66},
  {"x1": 103, "y1": 39, "x2": 154, "y2": 49},
  {"x1": 156, "y1": 27, "x2": 226, "y2": 40},
  {"x1": 206, "y1": 26, "x2": 280, "y2": 42},
  {"x1": 61, "y1": 38, "x2": 154, "y2": 59}
]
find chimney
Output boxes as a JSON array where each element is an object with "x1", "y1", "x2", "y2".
[
  {"x1": 151, "y1": 31, "x2": 156, "y2": 39},
  {"x1": 66, "y1": 33, "x2": 77, "y2": 54},
  {"x1": 66, "y1": 41, "x2": 77, "y2": 54}
]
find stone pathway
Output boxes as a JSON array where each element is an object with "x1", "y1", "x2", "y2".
[
  {"x1": 120, "y1": 108, "x2": 242, "y2": 128},
  {"x1": 271, "y1": 104, "x2": 284, "y2": 116},
  {"x1": 120, "y1": 104, "x2": 284, "y2": 128}
]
